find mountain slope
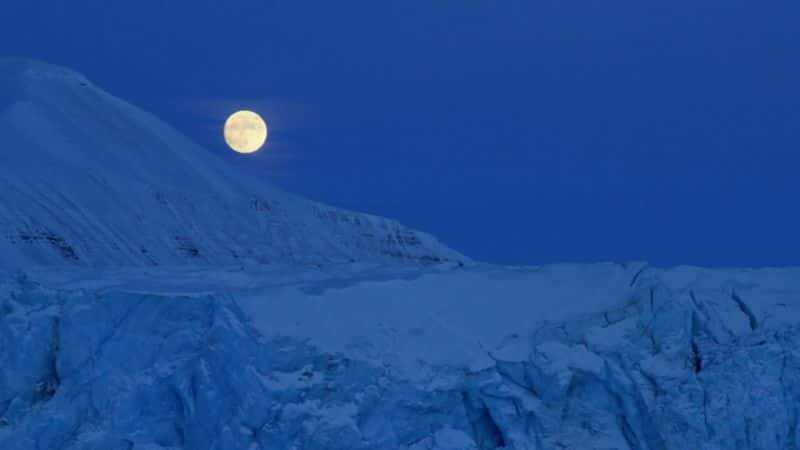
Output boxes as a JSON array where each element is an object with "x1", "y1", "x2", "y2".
[{"x1": 0, "y1": 59, "x2": 465, "y2": 269}]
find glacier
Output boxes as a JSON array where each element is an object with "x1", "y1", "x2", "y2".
[
  {"x1": 1, "y1": 59, "x2": 800, "y2": 449},
  {"x1": 3, "y1": 265, "x2": 800, "y2": 449}
]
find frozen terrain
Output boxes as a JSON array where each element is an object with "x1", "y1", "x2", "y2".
[
  {"x1": 0, "y1": 59, "x2": 462, "y2": 269},
  {"x1": 4, "y1": 264, "x2": 800, "y2": 449},
  {"x1": 1, "y1": 60, "x2": 799, "y2": 449}
]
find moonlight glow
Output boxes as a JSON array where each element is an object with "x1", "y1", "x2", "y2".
[{"x1": 224, "y1": 110, "x2": 268, "y2": 154}]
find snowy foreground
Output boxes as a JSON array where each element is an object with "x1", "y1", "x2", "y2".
[
  {"x1": 2, "y1": 59, "x2": 800, "y2": 449},
  {"x1": 3, "y1": 263, "x2": 800, "y2": 450}
]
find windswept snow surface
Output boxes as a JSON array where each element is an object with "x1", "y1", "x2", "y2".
[{"x1": 2, "y1": 60, "x2": 800, "y2": 449}]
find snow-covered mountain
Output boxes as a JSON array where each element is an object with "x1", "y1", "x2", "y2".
[
  {"x1": 1, "y1": 60, "x2": 799, "y2": 450},
  {"x1": 0, "y1": 59, "x2": 464, "y2": 269}
]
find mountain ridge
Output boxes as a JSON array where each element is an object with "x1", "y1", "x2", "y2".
[{"x1": 0, "y1": 59, "x2": 466, "y2": 269}]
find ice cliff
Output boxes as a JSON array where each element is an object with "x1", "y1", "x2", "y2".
[{"x1": 2, "y1": 265, "x2": 800, "y2": 449}]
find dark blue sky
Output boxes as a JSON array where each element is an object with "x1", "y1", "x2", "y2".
[{"x1": 3, "y1": 1, "x2": 799, "y2": 266}]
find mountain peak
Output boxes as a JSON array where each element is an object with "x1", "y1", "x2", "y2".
[{"x1": 0, "y1": 58, "x2": 89, "y2": 82}]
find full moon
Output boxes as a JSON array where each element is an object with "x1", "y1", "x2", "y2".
[{"x1": 224, "y1": 110, "x2": 268, "y2": 154}]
